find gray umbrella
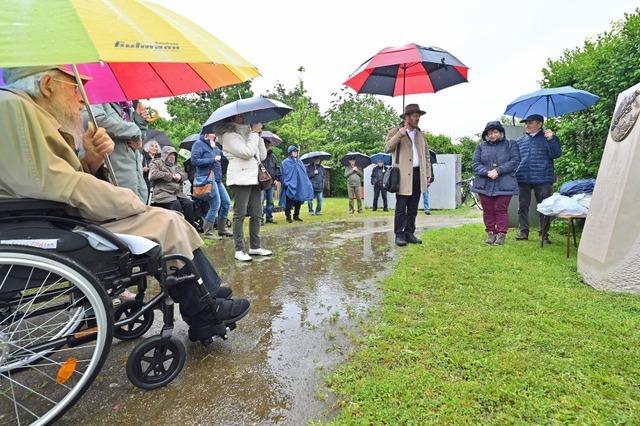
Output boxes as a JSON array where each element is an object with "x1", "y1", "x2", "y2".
[
  {"x1": 201, "y1": 97, "x2": 293, "y2": 133},
  {"x1": 144, "y1": 130, "x2": 173, "y2": 147},
  {"x1": 179, "y1": 133, "x2": 200, "y2": 151},
  {"x1": 261, "y1": 130, "x2": 284, "y2": 146},
  {"x1": 300, "y1": 151, "x2": 332, "y2": 164}
]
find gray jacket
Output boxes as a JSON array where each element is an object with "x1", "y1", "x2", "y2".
[
  {"x1": 149, "y1": 146, "x2": 187, "y2": 204},
  {"x1": 472, "y1": 138, "x2": 521, "y2": 196}
]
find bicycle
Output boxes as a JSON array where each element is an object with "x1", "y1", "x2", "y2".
[{"x1": 457, "y1": 177, "x2": 483, "y2": 210}]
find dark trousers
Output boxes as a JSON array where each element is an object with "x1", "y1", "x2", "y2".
[
  {"x1": 285, "y1": 196, "x2": 302, "y2": 219},
  {"x1": 394, "y1": 167, "x2": 421, "y2": 237},
  {"x1": 154, "y1": 197, "x2": 196, "y2": 228},
  {"x1": 518, "y1": 183, "x2": 553, "y2": 236},
  {"x1": 373, "y1": 185, "x2": 388, "y2": 210},
  {"x1": 479, "y1": 194, "x2": 512, "y2": 234}
]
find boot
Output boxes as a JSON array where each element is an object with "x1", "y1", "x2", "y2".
[
  {"x1": 494, "y1": 233, "x2": 506, "y2": 245},
  {"x1": 485, "y1": 232, "x2": 496, "y2": 245},
  {"x1": 515, "y1": 229, "x2": 529, "y2": 241},
  {"x1": 217, "y1": 217, "x2": 232, "y2": 237},
  {"x1": 203, "y1": 221, "x2": 220, "y2": 240}
]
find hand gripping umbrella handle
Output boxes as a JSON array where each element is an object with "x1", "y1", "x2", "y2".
[{"x1": 71, "y1": 64, "x2": 119, "y2": 186}]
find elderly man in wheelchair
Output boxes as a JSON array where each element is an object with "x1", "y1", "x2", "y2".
[{"x1": 0, "y1": 66, "x2": 250, "y2": 425}]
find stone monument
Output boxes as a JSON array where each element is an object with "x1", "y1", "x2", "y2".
[{"x1": 578, "y1": 83, "x2": 640, "y2": 292}]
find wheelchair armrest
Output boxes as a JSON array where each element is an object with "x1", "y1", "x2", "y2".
[{"x1": 0, "y1": 198, "x2": 70, "y2": 215}]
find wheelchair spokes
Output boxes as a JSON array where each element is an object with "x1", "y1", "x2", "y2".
[{"x1": 0, "y1": 249, "x2": 113, "y2": 426}]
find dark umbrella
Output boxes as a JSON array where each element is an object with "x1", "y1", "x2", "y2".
[
  {"x1": 344, "y1": 43, "x2": 469, "y2": 109},
  {"x1": 340, "y1": 152, "x2": 371, "y2": 169},
  {"x1": 370, "y1": 152, "x2": 392, "y2": 166},
  {"x1": 201, "y1": 97, "x2": 293, "y2": 133},
  {"x1": 504, "y1": 86, "x2": 600, "y2": 119},
  {"x1": 300, "y1": 151, "x2": 332, "y2": 164},
  {"x1": 144, "y1": 129, "x2": 173, "y2": 147},
  {"x1": 179, "y1": 133, "x2": 200, "y2": 151},
  {"x1": 261, "y1": 130, "x2": 284, "y2": 146}
]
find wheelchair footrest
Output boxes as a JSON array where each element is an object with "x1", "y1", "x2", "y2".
[{"x1": 188, "y1": 322, "x2": 229, "y2": 343}]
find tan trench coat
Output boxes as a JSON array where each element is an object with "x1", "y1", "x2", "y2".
[
  {"x1": 384, "y1": 127, "x2": 432, "y2": 196},
  {"x1": 0, "y1": 89, "x2": 202, "y2": 258}
]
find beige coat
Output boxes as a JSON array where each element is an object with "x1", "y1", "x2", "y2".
[
  {"x1": 218, "y1": 123, "x2": 267, "y2": 187},
  {"x1": 0, "y1": 89, "x2": 202, "y2": 258},
  {"x1": 384, "y1": 127, "x2": 432, "y2": 196}
]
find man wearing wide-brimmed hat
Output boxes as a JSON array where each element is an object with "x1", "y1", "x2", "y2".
[{"x1": 385, "y1": 104, "x2": 432, "y2": 247}]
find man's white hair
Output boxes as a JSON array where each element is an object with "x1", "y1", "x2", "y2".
[{"x1": 5, "y1": 70, "x2": 57, "y2": 99}]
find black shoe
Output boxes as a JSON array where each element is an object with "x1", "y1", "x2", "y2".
[
  {"x1": 383, "y1": 208, "x2": 389, "y2": 212},
  {"x1": 405, "y1": 234, "x2": 422, "y2": 244},
  {"x1": 266, "y1": 218, "x2": 277, "y2": 224},
  {"x1": 515, "y1": 230, "x2": 529, "y2": 240},
  {"x1": 424, "y1": 211, "x2": 431, "y2": 215},
  {"x1": 294, "y1": 217, "x2": 303, "y2": 222},
  {"x1": 215, "y1": 286, "x2": 232, "y2": 299},
  {"x1": 372, "y1": 208, "x2": 377, "y2": 211},
  {"x1": 286, "y1": 217, "x2": 293, "y2": 223},
  {"x1": 395, "y1": 235, "x2": 407, "y2": 246}
]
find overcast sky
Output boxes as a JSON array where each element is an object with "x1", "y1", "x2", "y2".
[{"x1": 150, "y1": 0, "x2": 638, "y2": 140}]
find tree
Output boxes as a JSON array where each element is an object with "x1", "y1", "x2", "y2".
[{"x1": 540, "y1": 9, "x2": 640, "y2": 182}]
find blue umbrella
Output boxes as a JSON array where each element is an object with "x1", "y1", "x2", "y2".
[
  {"x1": 300, "y1": 151, "x2": 332, "y2": 164},
  {"x1": 202, "y1": 97, "x2": 292, "y2": 133},
  {"x1": 504, "y1": 86, "x2": 599, "y2": 119},
  {"x1": 370, "y1": 152, "x2": 392, "y2": 166}
]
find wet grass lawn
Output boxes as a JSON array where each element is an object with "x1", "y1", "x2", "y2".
[
  {"x1": 327, "y1": 224, "x2": 640, "y2": 424},
  {"x1": 258, "y1": 197, "x2": 479, "y2": 229}
]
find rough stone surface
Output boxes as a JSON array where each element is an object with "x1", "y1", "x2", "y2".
[{"x1": 578, "y1": 82, "x2": 640, "y2": 292}]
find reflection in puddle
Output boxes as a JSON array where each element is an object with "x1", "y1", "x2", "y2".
[{"x1": 64, "y1": 215, "x2": 478, "y2": 425}]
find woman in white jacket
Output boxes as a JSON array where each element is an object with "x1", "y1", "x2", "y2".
[{"x1": 217, "y1": 115, "x2": 272, "y2": 261}]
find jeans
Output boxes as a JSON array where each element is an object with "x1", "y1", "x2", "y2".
[
  {"x1": 394, "y1": 167, "x2": 421, "y2": 237},
  {"x1": 422, "y1": 189, "x2": 430, "y2": 212},
  {"x1": 479, "y1": 194, "x2": 512, "y2": 234},
  {"x1": 205, "y1": 181, "x2": 231, "y2": 223},
  {"x1": 307, "y1": 191, "x2": 323, "y2": 213},
  {"x1": 518, "y1": 183, "x2": 553, "y2": 236},
  {"x1": 230, "y1": 185, "x2": 263, "y2": 252},
  {"x1": 373, "y1": 185, "x2": 388, "y2": 210},
  {"x1": 262, "y1": 186, "x2": 275, "y2": 220},
  {"x1": 348, "y1": 185, "x2": 362, "y2": 212}
]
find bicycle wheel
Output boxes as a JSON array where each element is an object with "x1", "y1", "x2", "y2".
[{"x1": 0, "y1": 247, "x2": 113, "y2": 426}]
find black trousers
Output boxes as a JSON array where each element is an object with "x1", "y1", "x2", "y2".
[
  {"x1": 373, "y1": 185, "x2": 388, "y2": 210},
  {"x1": 394, "y1": 167, "x2": 421, "y2": 236},
  {"x1": 518, "y1": 183, "x2": 553, "y2": 236},
  {"x1": 285, "y1": 196, "x2": 302, "y2": 219},
  {"x1": 155, "y1": 197, "x2": 196, "y2": 227}
]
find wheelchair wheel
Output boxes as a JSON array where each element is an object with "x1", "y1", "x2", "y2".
[
  {"x1": 0, "y1": 247, "x2": 113, "y2": 426},
  {"x1": 126, "y1": 335, "x2": 186, "y2": 390},
  {"x1": 113, "y1": 300, "x2": 154, "y2": 341}
]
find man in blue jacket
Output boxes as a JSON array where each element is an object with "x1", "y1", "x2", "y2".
[{"x1": 515, "y1": 114, "x2": 562, "y2": 243}]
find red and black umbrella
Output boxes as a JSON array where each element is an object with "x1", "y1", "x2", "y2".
[{"x1": 344, "y1": 43, "x2": 469, "y2": 108}]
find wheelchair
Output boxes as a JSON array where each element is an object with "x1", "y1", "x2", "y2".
[{"x1": 0, "y1": 198, "x2": 235, "y2": 425}]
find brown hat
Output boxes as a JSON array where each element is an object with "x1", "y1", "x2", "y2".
[
  {"x1": 400, "y1": 103, "x2": 426, "y2": 118},
  {"x1": 2, "y1": 65, "x2": 91, "y2": 86}
]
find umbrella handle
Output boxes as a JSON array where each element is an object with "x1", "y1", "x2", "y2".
[{"x1": 71, "y1": 64, "x2": 119, "y2": 186}]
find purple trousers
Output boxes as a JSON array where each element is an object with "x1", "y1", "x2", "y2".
[{"x1": 479, "y1": 194, "x2": 512, "y2": 234}]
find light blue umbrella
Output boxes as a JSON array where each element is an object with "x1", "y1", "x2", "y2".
[
  {"x1": 202, "y1": 97, "x2": 292, "y2": 133},
  {"x1": 504, "y1": 86, "x2": 599, "y2": 119},
  {"x1": 300, "y1": 151, "x2": 332, "y2": 164},
  {"x1": 370, "y1": 152, "x2": 392, "y2": 166}
]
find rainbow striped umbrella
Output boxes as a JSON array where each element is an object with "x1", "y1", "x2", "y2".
[{"x1": 0, "y1": 0, "x2": 259, "y2": 103}]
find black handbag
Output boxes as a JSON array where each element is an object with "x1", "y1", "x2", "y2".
[{"x1": 383, "y1": 145, "x2": 401, "y2": 193}]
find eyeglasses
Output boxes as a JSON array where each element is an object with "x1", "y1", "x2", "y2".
[{"x1": 52, "y1": 78, "x2": 80, "y2": 94}]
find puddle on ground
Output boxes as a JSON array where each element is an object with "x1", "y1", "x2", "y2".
[{"x1": 61, "y1": 214, "x2": 479, "y2": 425}]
